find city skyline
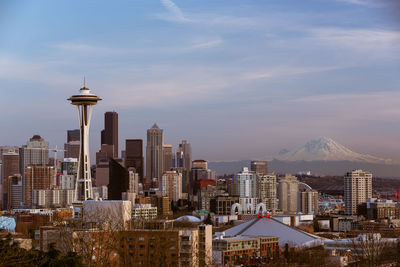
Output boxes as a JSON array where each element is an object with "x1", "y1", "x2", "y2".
[{"x1": 0, "y1": 0, "x2": 400, "y2": 161}]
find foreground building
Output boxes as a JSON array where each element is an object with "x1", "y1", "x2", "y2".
[
  {"x1": 215, "y1": 217, "x2": 322, "y2": 249},
  {"x1": 213, "y1": 236, "x2": 279, "y2": 266}
]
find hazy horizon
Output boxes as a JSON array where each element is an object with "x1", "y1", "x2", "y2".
[{"x1": 1, "y1": 0, "x2": 399, "y2": 162}]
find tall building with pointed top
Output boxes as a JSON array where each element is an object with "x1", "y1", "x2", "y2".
[
  {"x1": 146, "y1": 123, "x2": 164, "y2": 186},
  {"x1": 101, "y1": 111, "x2": 118, "y2": 158}
]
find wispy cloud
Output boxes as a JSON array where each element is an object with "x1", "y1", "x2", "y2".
[
  {"x1": 191, "y1": 38, "x2": 222, "y2": 49},
  {"x1": 336, "y1": 0, "x2": 396, "y2": 8},
  {"x1": 50, "y1": 42, "x2": 125, "y2": 54},
  {"x1": 243, "y1": 65, "x2": 344, "y2": 80},
  {"x1": 159, "y1": 0, "x2": 189, "y2": 22}
]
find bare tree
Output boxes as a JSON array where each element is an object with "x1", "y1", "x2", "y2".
[{"x1": 350, "y1": 233, "x2": 397, "y2": 267}]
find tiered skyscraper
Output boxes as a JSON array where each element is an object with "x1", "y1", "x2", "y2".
[
  {"x1": 146, "y1": 123, "x2": 164, "y2": 186},
  {"x1": 68, "y1": 84, "x2": 101, "y2": 201}
]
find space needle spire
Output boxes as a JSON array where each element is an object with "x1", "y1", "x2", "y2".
[{"x1": 68, "y1": 81, "x2": 101, "y2": 202}]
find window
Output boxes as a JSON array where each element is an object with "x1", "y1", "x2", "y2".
[{"x1": 139, "y1": 237, "x2": 145, "y2": 241}]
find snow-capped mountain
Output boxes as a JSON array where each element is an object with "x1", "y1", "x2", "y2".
[{"x1": 276, "y1": 137, "x2": 392, "y2": 164}]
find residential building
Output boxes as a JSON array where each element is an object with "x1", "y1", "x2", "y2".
[
  {"x1": 233, "y1": 167, "x2": 257, "y2": 198},
  {"x1": 344, "y1": 170, "x2": 372, "y2": 215},
  {"x1": 161, "y1": 170, "x2": 182, "y2": 202},
  {"x1": 299, "y1": 188, "x2": 319, "y2": 214},
  {"x1": 24, "y1": 165, "x2": 55, "y2": 207},
  {"x1": 257, "y1": 174, "x2": 278, "y2": 211},
  {"x1": 32, "y1": 189, "x2": 74, "y2": 208}
]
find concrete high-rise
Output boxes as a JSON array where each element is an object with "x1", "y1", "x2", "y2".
[
  {"x1": 344, "y1": 169, "x2": 372, "y2": 215},
  {"x1": 161, "y1": 170, "x2": 182, "y2": 202},
  {"x1": 125, "y1": 139, "x2": 144, "y2": 184},
  {"x1": 257, "y1": 174, "x2": 278, "y2": 211},
  {"x1": 101, "y1": 111, "x2": 118, "y2": 158},
  {"x1": 278, "y1": 174, "x2": 299, "y2": 214},
  {"x1": 251, "y1": 161, "x2": 268, "y2": 175},
  {"x1": 146, "y1": 123, "x2": 164, "y2": 185},
  {"x1": 68, "y1": 84, "x2": 101, "y2": 202},
  {"x1": 24, "y1": 165, "x2": 55, "y2": 207}
]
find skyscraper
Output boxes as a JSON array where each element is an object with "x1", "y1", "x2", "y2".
[
  {"x1": 162, "y1": 144, "x2": 172, "y2": 172},
  {"x1": 146, "y1": 123, "x2": 164, "y2": 185},
  {"x1": 64, "y1": 129, "x2": 80, "y2": 159},
  {"x1": 125, "y1": 139, "x2": 144, "y2": 184},
  {"x1": 101, "y1": 111, "x2": 118, "y2": 158},
  {"x1": 251, "y1": 160, "x2": 268, "y2": 175},
  {"x1": 68, "y1": 84, "x2": 101, "y2": 201},
  {"x1": 178, "y1": 140, "x2": 192, "y2": 171},
  {"x1": 108, "y1": 158, "x2": 129, "y2": 200},
  {"x1": 19, "y1": 135, "x2": 49, "y2": 176},
  {"x1": 344, "y1": 169, "x2": 372, "y2": 215},
  {"x1": 278, "y1": 174, "x2": 299, "y2": 214},
  {"x1": 1, "y1": 151, "x2": 20, "y2": 209}
]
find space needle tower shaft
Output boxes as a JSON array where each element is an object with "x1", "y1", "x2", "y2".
[{"x1": 68, "y1": 82, "x2": 101, "y2": 202}]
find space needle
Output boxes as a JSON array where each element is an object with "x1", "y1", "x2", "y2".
[{"x1": 68, "y1": 80, "x2": 101, "y2": 202}]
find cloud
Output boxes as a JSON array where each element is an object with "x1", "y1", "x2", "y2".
[
  {"x1": 336, "y1": 0, "x2": 398, "y2": 8},
  {"x1": 159, "y1": 0, "x2": 188, "y2": 22},
  {"x1": 242, "y1": 65, "x2": 345, "y2": 80},
  {"x1": 191, "y1": 39, "x2": 222, "y2": 49},
  {"x1": 50, "y1": 42, "x2": 125, "y2": 54}
]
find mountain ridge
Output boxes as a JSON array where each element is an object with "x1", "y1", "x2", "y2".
[{"x1": 274, "y1": 137, "x2": 392, "y2": 164}]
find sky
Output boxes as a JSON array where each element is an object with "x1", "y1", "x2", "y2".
[{"x1": 0, "y1": 0, "x2": 400, "y2": 162}]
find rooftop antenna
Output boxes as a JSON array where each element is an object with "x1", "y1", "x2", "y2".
[{"x1": 83, "y1": 76, "x2": 86, "y2": 88}]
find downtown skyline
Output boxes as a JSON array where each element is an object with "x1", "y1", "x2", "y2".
[{"x1": 1, "y1": 0, "x2": 400, "y2": 161}]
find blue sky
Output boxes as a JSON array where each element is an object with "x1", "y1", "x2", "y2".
[{"x1": 0, "y1": 0, "x2": 400, "y2": 161}]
